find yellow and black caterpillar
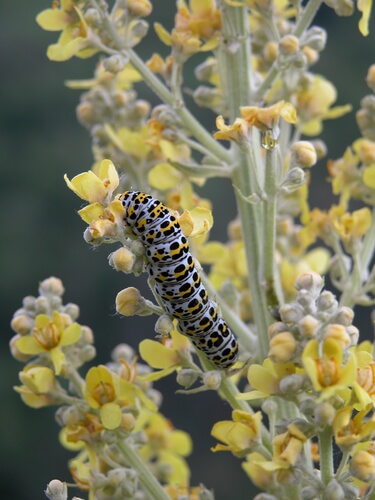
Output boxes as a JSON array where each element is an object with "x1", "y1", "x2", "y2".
[{"x1": 120, "y1": 191, "x2": 239, "y2": 369}]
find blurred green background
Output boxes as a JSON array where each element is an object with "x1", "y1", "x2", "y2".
[{"x1": 1, "y1": 1, "x2": 374, "y2": 499}]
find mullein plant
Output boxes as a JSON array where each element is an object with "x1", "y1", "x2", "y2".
[{"x1": 9, "y1": 0, "x2": 375, "y2": 498}]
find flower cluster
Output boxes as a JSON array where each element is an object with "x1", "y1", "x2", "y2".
[{"x1": 10, "y1": 278, "x2": 203, "y2": 499}]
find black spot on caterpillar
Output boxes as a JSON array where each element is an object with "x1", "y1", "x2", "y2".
[{"x1": 120, "y1": 191, "x2": 239, "y2": 369}]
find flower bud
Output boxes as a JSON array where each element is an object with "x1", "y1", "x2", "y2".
[
  {"x1": 279, "y1": 374, "x2": 304, "y2": 394},
  {"x1": 127, "y1": 0, "x2": 152, "y2": 17},
  {"x1": 295, "y1": 271, "x2": 324, "y2": 292},
  {"x1": 268, "y1": 331, "x2": 296, "y2": 362},
  {"x1": 203, "y1": 370, "x2": 222, "y2": 390},
  {"x1": 333, "y1": 306, "x2": 354, "y2": 326},
  {"x1": 366, "y1": 64, "x2": 375, "y2": 93},
  {"x1": 154, "y1": 314, "x2": 174, "y2": 336},
  {"x1": 324, "y1": 324, "x2": 351, "y2": 349},
  {"x1": 279, "y1": 35, "x2": 299, "y2": 55},
  {"x1": 350, "y1": 450, "x2": 375, "y2": 481},
  {"x1": 11, "y1": 314, "x2": 34, "y2": 335},
  {"x1": 39, "y1": 276, "x2": 65, "y2": 296},
  {"x1": 346, "y1": 325, "x2": 359, "y2": 344},
  {"x1": 103, "y1": 54, "x2": 128, "y2": 74},
  {"x1": 325, "y1": 479, "x2": 345, "y2": 500},
  {"x1": 63, "y1": 303, "x2": 80, "y2": 320},
  {"x1": 261, "y1": 398, "x2": 278, "y2": 416},
  {"x1": 291, "y1": 141, "x2": 317, "y2": 167},
  {"x1": 298, "y1": 315, "x2": 319, "y2": 338},
  {"x1": 76, "y1": 101, "x2": 97, "y2": 126},
  {"x1": 194, "y1": 58, "x2": 218, "y2": 82},
  {"x1": 35, "y1": 296, "x2": 50, "y2": 313},
  {"x1": 310, "y1": 139, "x2": 327, "y2": 159},
  {"x1": 84, "y1": 7, "x2": 101, "y2": 26},
  {"x1": 121, "y1": 412, "x2": 136, "y2": 432},
  {"x1": 176, "y1": 369, "x2": 199, "y2": 387},
  {"x1": 45, "y1": 479, "x2": 68, "y2": 500},
  {"x1": 299, "y1": 397, "x2": 316, "y2": 415},
  {"x1": 23, "y1": 295, "x2": 36, "y2": 310},
  {"x1": 268, "y1": 321, "x2": 288, "y2": 338},
  {"x1": 279, "y1": 303, "x2": 303, "y2": 324},
  {"x1": 264, "y1": 41, "x2": 279, "y2": 62},
  {"x1": 317, "y1": 291, "x2": 337, "y2": 311},
  {"x1": 111, "y1": 343, "x2": 135, "y2": 362},
  {"x1": 301, "y1": 486, "x2": 319, "y2": 500},
  {"x1": 314, "y1": 402, "x2": 335, "y2": 425},
  {"x1": 116, "y1": 287, "x2": 147, "y2": 316},
  {"x1": 109, "y1": 247, "x2": 136, "y2": 273},
  {"x1": 302, "y1": 26, "x2": 327, "y2": 51}
]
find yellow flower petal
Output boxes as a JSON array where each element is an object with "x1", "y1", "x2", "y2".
[
  {"x1": 100, "y1": 402, "x2": 122, "y2": 430},
  {"x1": 139, "y1": 339, "x2": 182, "y2": 368},
  {"x1": 59, "y1": 322, "x2": 82, "y2": 346},
  {"x1": 148, "y1": 163, "x2": 182, "y2": 190},
  {"x1": 64, "y1": 172, "x2": 107, "y2": 203}
]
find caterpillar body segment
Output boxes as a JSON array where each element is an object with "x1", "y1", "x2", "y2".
[{"x1": 120, "y1": 190, "x2": 239, "y2": 369}]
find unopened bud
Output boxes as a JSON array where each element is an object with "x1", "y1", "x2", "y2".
[
  {"x1": 35, "y1": 296, "x2": 50, "y2": 313},
  {"x1": 116, "y1": 287, "x2": 148, "y2": 316},
  {"x1": 268, "y1": 331, "x2": 296, "y2": 362},
  {"x1": 39, "y1": 277, "x2": 65, "y2": 297},
  {"x1": 203, "y1": 370, "x2": 222, "y2": 390},
  {"x1": 268, "y1": 321, "x2": 288, "y2": 338},
  {"x1": 346, "y1": 325, "x2": 359, "y2": 344},
  {"x1": 324, "y1": 324, "x2": 351, "y2": 349},
  {"x1": 84, "y1": 7, "x2": 101, "y2": 26},
  {"x1": 295, "y1": 271, "x2": 324, "y2": 293},
  {"x1": 112, "y1": 343, "x2": 135, "y2": 362},
  {"x1": 279, "y1": 35, "x2": 299, "y2": 55},
  {"x1": 155, "y1": 314, "x2": 174, "y2": 336},
  {"x1": 11, "y1": 314, "x2": 34, "y2": 335},
  {"x1": 279, "y1": 374, "x2": 304, "y2": 394},
  {"x1": 264, "y1": 41, "x2": 279, "y2": 62},
  {"x1": 325, "y1": 479, "x2": 345, "y2": 500},
  {"x1": 279, "y1": 303, "x2": 303, "y2": 324},
  {"x1": 317, "y1": 290, "x2": 337, "y2": 310},
  {"x1": 121, "y1": 412, "x2": 136, "y2": 432},
  {"x1": 314, "y1": 402, "x2": 335, "y2": 425},
  {"x1": 23, "y1": 295, "x2": 36, "y2": 310},
  {"x1": 109, "y1": 247, "x2": 136, "y2": 273},
  {"x1": 291, "y1": 141, "x2": 317, "y2": 167},
  {"x1": 298, "y1": 315, "x2": 319, "y2": 338},
  {"x1": 103, "y1": 54, "x2": 128, "y2": 74},
  {"x1": 350, "y1": 450, "x2": 375, "y2": 481},
  {"x1": 45, "y1": 479, "x2": 68, "y2": 500},
  {"x1": 333, "y1": 306, "x2": 354, "y2": 326},
  {"x1": 127, "y1": 0, "x2": 152, "y2": 17},
  {"x1": 302, "y1": 26, "x2": 327, "y2": 51},
  {"x1": 176, "y1": 369, "x2": 199, "y2": 387},
  {"x1": 310, "y1": 139, "x2": 327, "y2": 159},
  {"x1": 63, "y1": 303, "x2": 80, "y2": 320}
]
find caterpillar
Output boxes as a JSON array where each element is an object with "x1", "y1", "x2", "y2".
[{"x1": 119, "y1": 190, "x2": 239, "y2": 369}]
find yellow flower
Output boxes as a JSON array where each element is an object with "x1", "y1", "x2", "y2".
[
  {"x1": 83, "y1": 365, "x2": 126, "y2": 430},
  {"x1": 139, "y1": 411, "x2": 192, "y2": 486},
  {"x1": 15, "y1": 312, "x2": 81, "y2": 375},
  {"x1": 237, "y1": 358, "x2": 296, "y2": 400},
  {"x1": 36, "y1": 0, "x2": 97, "y2": 61},
  {"x1": 353, "y1": 346, "x2": 375, "y2": 410},
  {"x1": 213, "y1": 115, "x2": 248, "y2": 142},
  {"x1": 271, "y1": 423, "x2": 307, "y2": 467},
  {"x1": 240, "y1": 101, "x2": 297, "y2": 131},
  {"x1": 302, "y1": 338, "x2": 356, "y2": 400},
  {"x1": 296, "y1": 75, "x2": 352, "y2": 136},
  {"x1": 14, "y1": 366, "x2": 56, "y2": 408},
  {"x1": 333, "y1": 405, "x2": 375, "y2": 449},
  {"x1": 242, "y1": 452, "x2": 274, "y2": 490},
  {"x1": 139, "y1": 328, "x2": 192, "y2": 381},
  {"x1": 64, "y1": 159, "x2": 119, "y2": 205},
  {"x1": 211, "y1": 410, "x2": 262, "y2": 456},
  {"x1": 332, "y1": 207, "x2": 372, "y2": 243}
]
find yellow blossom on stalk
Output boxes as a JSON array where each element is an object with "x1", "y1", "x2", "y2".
[
  {"x1": 240, "y1": 101, "x2": 297, "y2": 131},
  {"x1": 296, "y1": 75, "x2": 352, "y2": 136},
  {"x1": 139, "y1": 328, "x2": 192, "y2": 381},
  {"x1": 332, "y1": 206, "x2": 371, "y2": 243},
  {"x1": 213, "y1": 115, "x2": 248, "y2": 142},
  {"x1": 237, "y1": 358, "x2": 296, "y2": 400},
  {"x1": 139, "y1": 411, "x2": 192, "y2": 486},
  {"x1": 36, "y1": 0, "x2": 97, "y2": 61},
  {"x1": 333, "y1": 405, "x2": 375, "y2": 449},
  {"x1": 61, "y1": 413, "x2": 104, "y2": 449},
  {"x1": 211, "y1": 410, "x2": 262, "y2": 456},
  {"x1": 269, "y1": 423, "x2": 307, "y2": 469},
  {"x1": 242, "y1": 452, "x2": 274, "y2": 490},
  {"x1": 15, "y1": 312, "x2": 81, "y2": 375},
  {"x1": 302, "y1": 338, "x2": 356, "y2": 400},
  {"x1": 353, "y1": 345, "x2": 375, "y2": 410},
  {"x1": 64, "y1": 159, "x2": 119, "y2": 205},
  {"x1": 279, "y1": 248, "x2": 330, "y2": 299},
  {"x1": 14, "y1": 366, "x2": 56, "y2": 408},
  {"x1": 105, "y1": 125, "x2": 151, "y2": 160},
  {"x1": 328, "y1": 146, "x2": 360, "y2": 204}
]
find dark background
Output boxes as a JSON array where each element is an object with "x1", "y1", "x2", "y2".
[{"x1": 1, "y1": 1, "x2": 374, "y2": 499}]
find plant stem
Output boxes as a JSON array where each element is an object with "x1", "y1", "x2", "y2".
[
  {"x1": 263, "y1": 145, "x2": 279, "y2": 308},
  {"x1": 318, "y1": 426, "x2": 333, "y2": 492},
  {"x1": 218, "y1": 0, "x2": 272, "y2": 361},
  {"x1": 293, "y1": 0, "x2": 324, "y2": 37},
  {"x1": 116, "y1": 439, "x2": 170, "y2": 500}
]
